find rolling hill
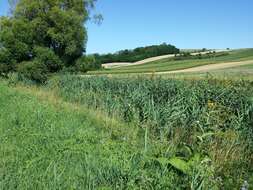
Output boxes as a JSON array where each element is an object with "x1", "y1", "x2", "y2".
[{"x1": 90, "y1": 49, "x2": 253, "y2": 75}]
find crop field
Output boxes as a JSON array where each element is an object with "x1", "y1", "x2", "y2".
[
  {"x1": 90, "y1": 49, "x2": 253, "y2": 74},
  {"x1": 1, "y1": 75, "x2": 253, "y2": 189},
  {"x1": 169, "y1": 62, "x2": 253, "y2": 81}
]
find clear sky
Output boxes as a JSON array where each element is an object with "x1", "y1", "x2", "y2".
[{"x1": 1, "y1": 0, "x2": 252, "y2": 54}]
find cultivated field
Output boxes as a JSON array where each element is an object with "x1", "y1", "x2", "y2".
[{"x1": 91, "y1": 49, "x2": 253, "y2": 75}]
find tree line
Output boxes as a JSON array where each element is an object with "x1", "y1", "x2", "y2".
[{"x1": 93, "y1": 43, "x2": 179, "y2": 64}]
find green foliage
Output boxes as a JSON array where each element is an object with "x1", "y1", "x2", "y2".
[
  {"x1": 46, "y1": 75, "x2": 253, "y2": 188},
  {"x1": 0, "y1": 0, "x2": 96, "y2": 81},
  {"x1": 17, "y1": 60, "x2": 48, "y2": 83},
  {"x1": 13, "y1": 0, "x2": 90, "y2": 65},
  {"x1": 0, "y1": 16, "x2": 33, "y2": 62},
  {"x1": 34, "y1": 47, "x2": 63, "y2": 72},
  {"x1": 75, "y1": 55, "x2": 101, "y2": 73},
  {"x1": 0, "y1": 82, "x2": 182, "y2": 189},
  {"x1": 95, "y1": 43, "x2": 179, "y2": 63},
  {"x1": 53, "y1": 76, "x2": 253, "y2": 137},
  {"x1": 0, "y1": 48, "x2": 16, "y2": 76}
]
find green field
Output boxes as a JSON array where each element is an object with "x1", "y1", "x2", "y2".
[
  {"x1": 156, "y1": 62, "x2": 253, "y2": 82},
  {"x1": 90, "y1": 49, "x2": 253, "y2": 74},
  {"x1": 177, "y1": 62, "x2": 253, "y2": 81},
  {"x1": 1, "y1": 76, "x2": 253, "y2": 189},
  {"x1": 0, "y1": 80, "x2": 138, "y2": 189}
]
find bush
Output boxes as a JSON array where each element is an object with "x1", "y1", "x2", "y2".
[
  {"x1": 0, "y1": 63, "x2": 11, "y2": 77},
  {"x1": 13, "y1": 47, "x2": 63, "y2": 83},
  {"x1": 75, "y1": 55, "x2": 101, "y2": 73},
  {"x1": 0, "y1": 49, "x2": 16, "y2": 77},
  {"x1": 17, "y1": 61, "x2": 48, "y2": 83},
  {"x1": 34, "y1": 47, "x2": 63, "y2": 72}
]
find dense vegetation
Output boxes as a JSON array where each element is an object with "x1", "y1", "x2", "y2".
[
  {"x1": 0, "y1": 0, "x2": 100, "y2": 82},
  {"x1": 52, "y1": 76, "x2": 253, "y2": 189},
  {"x1": 93, "y1": 43, "x2": 179, "y2": 63},
  {"x1": 1, "y1": 74, "x2": 253, "y2": 189},
  {"x1": 91, "y1": 49, "x2": 253, "y2": 74}
]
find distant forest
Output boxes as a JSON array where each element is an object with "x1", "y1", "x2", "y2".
[{"x1": 92, "y1": 43, "x2": 180, "y2": 63}]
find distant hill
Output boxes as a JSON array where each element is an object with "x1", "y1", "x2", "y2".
[{"x1": 92, "y1": 43, "x2": 179, "y2": 64}]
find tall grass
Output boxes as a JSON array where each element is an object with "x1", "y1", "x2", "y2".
[
  {"x1": 52, "y1": 75, "x2": 253, "y2": 139},
  {"x1": 1, "y1": 75, "x2": 253, "y2": 189},
  {"x1": 46, "y1": 75, "x2": 253, "y2": 188}
]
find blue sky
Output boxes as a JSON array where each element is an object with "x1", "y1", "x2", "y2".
[{"x1": 1, "y1": 0, "x2": 252, "y2": 54}]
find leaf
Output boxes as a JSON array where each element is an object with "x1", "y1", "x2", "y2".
[
  {"x1": 188, "y1": 153, "x2": 201, "y2": 165},
  {"x1": 156, "y1": 157, "x2": 170, "y2": 168},
  {"x1": 182, "y1": 143, "x2": 193, "y2": 157},
  {"x1": 197, "y1": 132, "x2": 214, "y2": 142},
  {"x1": 168, "y1": 157, "x2": 190, "y2": 175}
]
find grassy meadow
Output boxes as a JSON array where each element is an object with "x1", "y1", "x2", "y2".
[
  {"x1": 90, "y1": 49, "x2": 253, "y2": 74},
  {"x1": 1, "y1": 75, "x2": 253, "y2": 189}
]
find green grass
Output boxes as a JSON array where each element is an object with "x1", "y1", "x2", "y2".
[
  {"x1": 0, "y1": 81, "x2": 141, "y2": 189},
  {"x1": 51, "y1": 75, "x2": 253, "y2": 188},
  {"x1": 237, "y1": 63, "x2": 253, "y2": 69},
  {"x1": 90, "y1": 49, "x2": 253, "y2": 74},
  {"x1": 1, "y1": 76, "x2": 253, "y2": 189}
]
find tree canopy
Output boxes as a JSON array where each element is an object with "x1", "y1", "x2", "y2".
[
  {"x1": 94, "y1": 43, "x2": 180, "y2": 64},
  {"x1": 0, "y1": 0, "x2": 97, "y2": 81}
]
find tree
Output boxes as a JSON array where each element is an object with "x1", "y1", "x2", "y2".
[
  {"x1": 0, "y1": 0, "x2": 97, "y2": 79},
  {"x1": 75, "y1": 55, "x2": 101, "y2": 73}
]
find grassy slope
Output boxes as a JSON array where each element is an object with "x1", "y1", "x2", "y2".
[
  {"x1": 0, "y1": 81, "x2": 141, "y2": 189},
  {"x1": 3, "y1": 80, "x2": 214, "y2": 189},
  {"x1": 90, "y1": 49, "x2": 253, "y2": 74}
]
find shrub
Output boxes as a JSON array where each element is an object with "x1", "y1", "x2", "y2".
[
  {"x1": 75, "y1": 55, "x2": 101, "y2": 73},
  {"x1": 17, "y1": 61, "x2": 48, "y2": 83},
  {"x1": 0, "y1": 49, "x2": 16, "y2": 77},
  {"x1": 34, "y1": 47, "x2": 63, "y2": 72},
  {"x1": 0, "y1": 63, "x2": 12, "y2": 77}
]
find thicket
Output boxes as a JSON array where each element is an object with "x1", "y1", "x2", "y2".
[{"x1": 94, "y1": 43, "x2": 179, "y2": 63}]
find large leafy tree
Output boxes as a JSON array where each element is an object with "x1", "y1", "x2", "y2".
[{"x1": 0, "y1": 0, "x2": 97, "y2": 78}]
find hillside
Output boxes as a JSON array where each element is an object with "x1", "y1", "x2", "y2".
[
  {"x1": 90, "y1": 49, "x2": 253, "y2": 75},
  {"x1": 93, "y1": 43, "x2": 179, "y2": 64}
]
